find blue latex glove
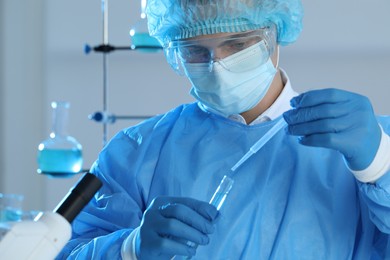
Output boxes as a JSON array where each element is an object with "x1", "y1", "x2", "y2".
[
  {"x1": 135, "y1": 196, "x2": 218, "y2": 259},
  {"x1": 283, "y1": 88, "x2": 381, "y2": 171}
]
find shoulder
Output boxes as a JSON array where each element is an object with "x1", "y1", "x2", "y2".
[{"x1": 109, "y1": 103, "x2": 201, "y2": 148}]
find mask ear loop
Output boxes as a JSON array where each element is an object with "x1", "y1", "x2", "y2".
[
  {"x1": 208, "y1": 60, "x2": 214, "y2": 73},
  {"x1": 275, "y1": 45, "x2": 280, "y2": 69}
]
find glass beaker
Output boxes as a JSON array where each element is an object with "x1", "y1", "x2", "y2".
[
  {"x1": 0, "y1": 193, "x2": 23, "y2": 223},
  {"x1": 37, "y1": 101, "x2": 83, "y2": 177}
]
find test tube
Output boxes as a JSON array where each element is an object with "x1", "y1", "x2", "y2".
[
  {"x1": 174, "y1": 175, "x2": 234, "y2": 260},
  {"x1": 209, "y1": 175, "x2": 234, "y2": 210}
]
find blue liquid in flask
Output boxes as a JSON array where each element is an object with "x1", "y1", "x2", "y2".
[{"x1": 37, "y1": 148, "x2": 82, "y2": 176}]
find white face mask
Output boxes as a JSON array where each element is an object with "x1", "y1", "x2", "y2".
[{"x1": 183, "y1": 41, "x2": 277, "y2": 116}]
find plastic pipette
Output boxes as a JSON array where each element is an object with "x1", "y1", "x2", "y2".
[{"x1": 231, "y1": 118, "x2": 287, "y2": 173}]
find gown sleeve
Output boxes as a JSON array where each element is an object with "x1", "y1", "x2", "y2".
[
  {"x1": 357, "y1": 116, "x2": 390, "y2": 234},
  {"x1": 56, "y1": 121, "x2": 160, "y2": 259}
]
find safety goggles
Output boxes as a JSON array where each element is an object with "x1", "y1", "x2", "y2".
[{"x1": 164, "y1": 25, "x2": 277, "y2": 75}]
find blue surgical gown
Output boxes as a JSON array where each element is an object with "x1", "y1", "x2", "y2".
[{"x1": 58, "y1": 103, "x2": 390, "y2": 259}]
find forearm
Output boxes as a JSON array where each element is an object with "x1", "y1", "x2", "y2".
[
  {"x1": 357, "y1": 127, "x2": 390, "y2": 233},
  {"x1": 358, "y1": 173, "x2": 390, "y2": 234},
  {"x1": 57, "y1": 228, "x2": 133, "y2": 259}
]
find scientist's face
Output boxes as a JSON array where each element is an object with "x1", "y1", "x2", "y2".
[{"x1": 174, "y1": 28, "x2": 280, "y2": 118}]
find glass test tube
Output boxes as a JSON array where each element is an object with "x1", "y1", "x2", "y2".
[
  {"x1": 209, "y1": 175, "x2": 234, "y2": 210},
  {"x1": 174, "y1": 175, "x2": 234, "y2": 260}
]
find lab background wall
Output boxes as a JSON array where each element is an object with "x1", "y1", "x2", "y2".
[{"x1": 1, "y1": 0, "x2": 389, "y2": 212}]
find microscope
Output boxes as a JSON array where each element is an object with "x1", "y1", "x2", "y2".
[{"x1": 0, "y1": 173, "x2": 102, "y2": 259}]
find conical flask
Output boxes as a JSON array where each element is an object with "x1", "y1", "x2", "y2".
[
  {"x1": 37, "y1": 101, "x2": 83, "y2": 177},
  {"x1": 129, "y1": 0, "x2": 161, "y2": 52}
]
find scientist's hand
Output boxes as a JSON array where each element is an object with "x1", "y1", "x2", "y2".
[
  {"x1": 135, "y1": 196, "x2": 218, "y2": 260},
  {"x1": 283, "y1": 88, "x2": 381, "y2": 171}
]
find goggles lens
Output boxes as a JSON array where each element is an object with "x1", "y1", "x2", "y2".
[
  {"x1": 178, "y1": 34, "x2": 262, "y2": 63},
  {"x1": 164, "y1": 27, "x2": 276, "y2": 75}
]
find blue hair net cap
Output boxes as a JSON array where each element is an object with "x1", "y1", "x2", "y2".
[{"x1": 146, "y1": 0, "x2": 304, "y2": 47}]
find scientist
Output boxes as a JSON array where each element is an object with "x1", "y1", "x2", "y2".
[{"x1": 57, "y1": 0, "x2": 390, "y2": 259}]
